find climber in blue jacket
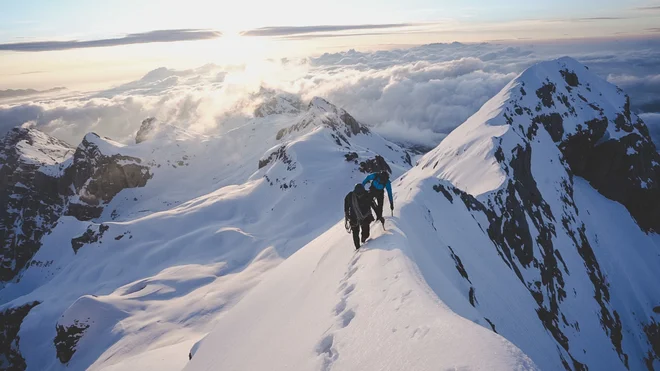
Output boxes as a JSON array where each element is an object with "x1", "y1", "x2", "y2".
[{"x1": 362, "y1": 170, "x2": 393, "y2": 225}]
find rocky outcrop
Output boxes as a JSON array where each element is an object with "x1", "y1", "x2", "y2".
[
  {"x1": 71, "y1": 224, "x2": 109, "y2": 254},
  {"x1": 54, "y1": 320, "x2": 90, "y2": 364},
  {"x1": 135, "y1": 117, "x2": 158, "y2": 144},
  {"x1": 63, "y1": 133, "x2": 152, "y2": 221},
  {"x1": 0, "y1": 128, "x2": 152, "y2": 282},
  {"x1": 504, "y1": 60, "x2": 660, "y2": 233},
  {"x1": 0, "y1": 301, "x2": 40, "y2": 371},
  {"x1": 0, "y1": 128, "x2": 73, "y2": 281}
]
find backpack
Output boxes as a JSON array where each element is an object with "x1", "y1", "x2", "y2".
[{"x1": 377, "y1": 171, "x2": 389, "y2": 185}]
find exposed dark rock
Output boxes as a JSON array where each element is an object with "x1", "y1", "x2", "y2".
[
  {"x1": 536, "y1": 82, "x2": 556, "y2": 108},
  {"x1": 54, "y1": 320, "x2": 90, "y2": 364},
  {"x1": 344, "y1": 152, "x2": 358, "y2": 162},
  {"x1": 1, "y1": 128, "x2": 153, "y2": 281},
  {"x1": 643, "y1": 320, "x2": 659, "y2": 370},
  {"x1": 71, "y1": 224, "x2": 109, "y2": 254},
  {"x1": 0, "y1": 128, "x2": 72, "y2": 281},
  {"x1": 65, "y1": 203, "x2": 103, "y2": 221},
  {"x1": 402, "y1": 152, "x2": 413, "y2": 167},
  {"x1": 135, "y1": 117, "x2": 157, "y2": 144},
  {"x1": 484, "y1": 318, "x2": 498, "y2": 333},
  {"x1": 258, "y1": 146, "x2": 295, "y2": 171},
  {"x1": 0, "y1": 301, "x2": 40, "y2": 371},
  {"x1": 654, "y1": 307, "x2": 660, "y2": 314},
  {"x1": 447, "y1": 246, "x2": 471, "y2": 283},
  {"x1": 560, "y1": 69, "x2": 580, "y2": 87},
  {"x1": 534, "y1": 113, "x2": 564, "y2": 142},
  {"x1": 358, "y1": 155, "x2": 391, "y2": 174},
  {"x1": 64, "y1": 134, "x2": 152, "y2": 210},
  {"x1": 468, "y1": 287, "x2": 478, "y2": 307},
  {"x1": 433, "y1": 184, "x2": 453, "y2": 203},
  {"x1": 614, "y1": 114, "x2": 634, "y2": 133},
  {"x1": 561, "y1": 121, "x2": 660, "y2": 232}
]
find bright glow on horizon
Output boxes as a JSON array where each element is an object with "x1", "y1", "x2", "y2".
[{"x1": 1, "y1": 0, "x2": 660, "y2": 90}]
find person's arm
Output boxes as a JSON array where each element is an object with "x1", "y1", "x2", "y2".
[
  {"x1": 362, "y1": 173, "x2": 375, "y2": 186},
  {"x1": 386, "y1": 182, "x2": 394, "y2": 209},
  {"x1": 344, "y1": 194, "x2": 351, "y2": 217}
]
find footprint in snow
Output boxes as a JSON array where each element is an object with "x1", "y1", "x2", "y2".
[
  {"x1": 345, "y1": 266, "x2": 358, "y2": 280},
  {"x1": 315, "y1": 334, "x2": 338, "y2": 371},
  {"x1": 339, "y1": 309, "x2": 355, "y2": 328},
  {"x1": 343, "y1": 283, "x2": 356, "y2": 296},
  {"x1": 334, "y1": 299, "x2": 347, "y2": 315}
]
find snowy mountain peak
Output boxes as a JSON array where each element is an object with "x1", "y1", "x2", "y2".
[
  {"x1": 307, "y1": 96, "x2": 336, "y2": 112},
  {"x1": 405, "y1": 56, "x2": 660, "y2": 370},
  {"x1": 1, "y1": 127, "x2": 74, "y2": 167},
  {"x1": 276, "y1": 97, "x2": 369, "y2": 141},
  {"x1": 252, "y1": 88, "x2": 303, "y2": 118},
  {"x1": 426, "y1": 56, "x2": 660, "y2": 231}
]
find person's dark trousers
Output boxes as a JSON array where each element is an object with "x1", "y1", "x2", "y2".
[
  {"x1": 351, "y1": 215, "x2": 374, "y2": 249},
  {"x1": 370, "y1": 188, "x2": 385, "y2": 221}
]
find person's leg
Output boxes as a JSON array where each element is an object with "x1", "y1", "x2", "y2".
[
  {"x1": 361, "y1": 215, "x2": 373, "y2": 243},
  {"x1": 375, "y1": 190, "x2": 385, "y2": 221},
  {"x1": 351, "y1": 222, "x2": 361, "y2": 249}
]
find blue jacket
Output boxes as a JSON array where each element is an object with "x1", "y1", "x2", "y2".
[{"x1": 362, "y1": 173, "x2": 393, "y2": 206}]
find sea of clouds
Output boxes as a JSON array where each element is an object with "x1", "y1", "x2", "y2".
[{"x1": 1, "y1": 38, "x2": 660, "y2": 149}]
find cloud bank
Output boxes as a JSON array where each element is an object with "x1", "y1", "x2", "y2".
[
  {"x1": 0, "y1": 29, "x2": 222, "y2": 52},
  {"x1": 241, "y1": 24, "x2": 415, "y2": 37},
  {"x1": 1, "y1": 38, "x2": 660, "y2": 150}
]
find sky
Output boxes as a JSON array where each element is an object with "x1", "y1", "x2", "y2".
[
  {"x1": 1, "y1": 0, "x2": 660, "y2": 90},
  {"x1": 1, "y1": 0, "x2": 660, "y2": 150}
]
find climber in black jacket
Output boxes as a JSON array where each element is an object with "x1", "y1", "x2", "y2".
[{"x1": 344, "y1": 183, "x2": 377, "y2": 250}]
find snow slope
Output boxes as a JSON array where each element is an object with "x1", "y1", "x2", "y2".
[
  {"x1": 186, "y1": 224, "x2": 538, "y2": 371},
  {"x1": 188, "y1": 57, "x2": 660, "y2": 371},
  {"x1": 0, "y1": 96, "x2": 412, "y2": 370}
]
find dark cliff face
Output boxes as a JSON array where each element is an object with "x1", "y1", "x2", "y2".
[
  {"x1": 63, "y1": 133, "x2": 152, "y2": 221},
  {"x1": 505, "y1": 63, "x2": 660, "y2": 233},
  {"x1": 0, "y1": 129, "x2": 152, "y2": 282},
  {"x1": 0, "y1": 302, "x2": 40, "y2": 371},
  {"x1": 0, "y1": 128, "x2": 72, "y2": 281}
]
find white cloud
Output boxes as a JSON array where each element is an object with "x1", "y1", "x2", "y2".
[{"x1": 1, "y1": 38, "x2": 660, "y2": 148}]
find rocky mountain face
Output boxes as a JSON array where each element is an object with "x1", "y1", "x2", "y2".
[
  {"x1": 0, "y1": 129, "x2": 152, "y2": 284},
  {"x1": 63, "y1": 133, "x2": 151, "y2": 221},
  {"x1": 407, "y1": 57, "x2": 660, "y2": 370},
  {"x1": 0, "y1": 129, "x2": 73, "y2": 282}
]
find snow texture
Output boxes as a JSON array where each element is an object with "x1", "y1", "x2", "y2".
[{"x1": 1, "y1": 57, "x2": 659, "y2": 371}]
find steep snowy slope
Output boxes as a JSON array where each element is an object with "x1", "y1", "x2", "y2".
[
  {"x1": 397, "y1": 57, "x2": 660, "y2": 370},
  {"x1": 0, "y1": 97, "x2": 412, "y2": 370},
  {"x1": 188, "y1": 57, "x2": 660, "y2": 371},
  {"x1": 185, "y1": 224, "x2": 538, "y2": 371}
]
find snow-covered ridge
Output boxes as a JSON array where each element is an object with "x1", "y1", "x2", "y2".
[
  {"x1": 0, "y1": 97, "x2": 415, "y2": 370},
  {"x1": 396, "y1": 56, "x2": 660, "y2": 370},
  {"x1": 1, "y1": 59, "x2": 659, "y2": 371},
  {"x1": 423, "y1": 56, "x2": 660, "y2": 231}
]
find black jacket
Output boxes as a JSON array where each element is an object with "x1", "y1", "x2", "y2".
[{"x1": 344, "y1": 191, "x2": 376, "y2": 224}]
